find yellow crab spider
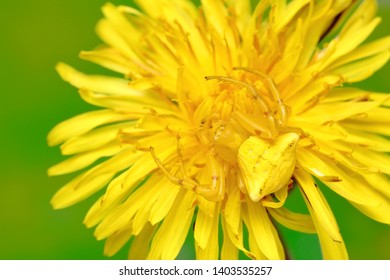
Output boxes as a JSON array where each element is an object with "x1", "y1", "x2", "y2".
[
  {"x1": 205, "y1": 71, "x2": 300, "y2": 203},
  {"x1": 237, "y1": 133, "x2": 299, "y2": 202},
  {"x1": 150, "y1": 147, "x2": 225, "y2": 201}
]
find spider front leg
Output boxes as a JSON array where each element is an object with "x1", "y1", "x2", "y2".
[
  {"x1": 150, "y1": 147, "x2": 225, "y2": 201},
  {"x1": 149, "y1": 146, "x2": 197, "y2": 189},
  {"x1": 193, "y1": 153, "x2": 225, "y2": 201},
  {"x1": 233, "y1": 66, "x2": 289, "y2": 126}
]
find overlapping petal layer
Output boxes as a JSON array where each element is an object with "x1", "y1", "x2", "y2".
[{"x1": 49, "y1": 0, "x2": 390, "y2": 259}]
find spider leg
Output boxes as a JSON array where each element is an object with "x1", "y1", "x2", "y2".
[
  {"x1": 150, "y1": 146, "x2": 197, "y2": 191},
  {"x1": 205, "y1": 75, "x2": 278, "y2": 137},
  {"x1": 150, "y1": 147, "x2": 225, "y2": 201},
  {"x1": 233, "y1": 66, "x2": 288, "y2": 126},
  {"x1": 193, "y1": 154, "x2": 225, "y2": 201}
]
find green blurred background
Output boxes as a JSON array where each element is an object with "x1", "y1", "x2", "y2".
[{"x1": 0, "y1": 0, "x2": 389, "y2": 260}]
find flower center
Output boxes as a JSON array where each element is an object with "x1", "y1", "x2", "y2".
[
  {"x1": 150, "y1": 68, "x2": 298, "y2": 202},
  {"x1": 196, "y1": 68, "x2": 290, "y2": 164}
]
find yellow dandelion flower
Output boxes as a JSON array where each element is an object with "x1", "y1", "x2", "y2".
[{"x1": 48, "y1": 0, "x2": 390, "y2": 260}]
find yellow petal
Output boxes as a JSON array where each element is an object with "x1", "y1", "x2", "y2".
[
  {"x1": 340, "y1": 105, "x2": 390, "y2": 136},
  {"x1": 223, "y1": 179, "x2": 241, "y2": 236},
  {"x1": 271, "y1": 17, "x2": 308, "y2": 83},
  {"x1": 330, "y1": 51, "x2": 390, "y2": 83},
  {"x1": 220, "y1": 217, "x2": 239, "y2": 260},
  {"x1": 60, "y1": 122, "x2": 133, "y2": 155},
  {"x1": 296, "y1": 99, "x2": 383, "y2": 124},
  {"x1": 48, "y1": 141, "x2": 123, "y2": 176},
  {"x1": 131, "y1": 177, "x2": 174, "y2": 235},
  {"x1": 306, "y1": 153, "x2": 390, "y2": 223},
  {"x1": 292, "y1": 121, "x2": 346, "y2": 142},
  {"x1": 341, "y1": 127, "x2": 390, "y2": 152},
  {"x1": 269, "y1": 0, "x2": 287, "y2": 25},
  {"x1": 56, "y1": 63, "x2": 145, "y2": 97},
  {"x1": 294, "y1": 166, "x2": 342, "y2": 242},
  {"x1": 372, "y1": 94, "x2": 390, "y2": 106},
  {"x1": 328, "y1": 36, "x2": 390, "y2": 70},
  {"x1": 341, "y1": 120, "x2": 390, "y2": 137},
  {"x1": 104, "y1": 225, "x2": 132, "y2": 257},
  {"x1": 351, "y1": 195, "x2": 390, "y2": 224},
  {"x1": 310, "y1": 206, "x2": 348, "y2": 260},
  {"x1": 128, "y1": 223, "x2": 155, "y2": 260},
  {"x1": 149, "y1": 182, "x2": 180, "y2": 225},
  {"x1": 101, "y1": 3, "x2": 142, "y2": 46},
  {"x1": 201, "y1": 0, "x2": 232, "y2": 45},
  {"x1": 297, "y1": 148, "x2": 379, "y2": 206},
  {"x1": 347, "y1": 145, "x2": 390, "y2": 175},
  {"x1": 261, "y1": 185, "x2": 288, "y2": 209},
  {"x1": 241, "y1": 204, "x2": 268, "y2": 260},
  {"x1": 48, "y1": 109, "x2": 131, "y2": 146},
  {"x1": 298, "y1": 170, "x2": 349, "y2": 259},
  {"x1": 135, "y1": 0, "x2": 197, "y2": 25},
  {"x1": 192, "y1": 96, "x2": 213, "y2": 126},
  {"x1": 287, "y1": 74, "x2": 343, "y2": 112},
  {"x1": 233, "y1": 110, "x2": 270, "y2": 137},
  {"x1": 78, "y1": 89, "x2": 174, "y2": 115},
  {"x1": 147, "y1": 189, "x2": 196, "y2": 259},
  {"x1": 225, "y1": 0, "x2": 251, "y2": 33},
  {"x1": 333, "y1": 167, "x2": 390, "y2": 224},
  {"x1": 52, "y1": 148, "x2": 141, "y2": 208},
  {"x1": 83, "y1": 170, "x2": 129, "y2": 227},
  {"x1": 194, "y1": 198, "x2": 216, "y2": 250},
  {"x1": 93, "y1": 177, "x2": 159, "y2": 240},
  {"x1": 95, "y1": 18, "x2": 155, "y2": 74},
  {"x1": 195, "y1": 202, "x2": 220, "y2": 260},
  {"x1": 322, "y1": 17, "x2": 381, "y2": 70},
  {"x1": 314, "y1": 141, "x2": 379, "y2": 174},
  {"x1": 80, "y1": 47, "x2": 131, "y2": 75},
  {"x1": 84, "y1": 139, "x2": 176, "y2": 226},
  {"x1": 242, "y1": 0, "x2": 269, "y2": 54},
  {"x1": 363, "y1": 173, "x2": 390, "y2": 198},
  {"x1": 245, "y1": 199, "x2": 285, "y2": 259},
  {"x1": 268, "y1": 207, "x2": 316, "y2": 233},
  {"x1": 323, "y1": 87, "x2": 370, "y2": 103},
  {"x1": 51, "y1": 169, "x2": 116, "y2": 209},
  {"x1": 295, "y1": 0, "x2": 334, "y2": 69},
  {"x1": 348, "y1": 106, "x2": 390, "y2": 122},
  {"x1": 318, "y1": 0, "x2": 378, "y2": 67},
  {"x1": 221, "y1": 216, "x2": 256, "y2": 260},
  {"x1": 273, "y1": 0, "x2": 310, "y2": 34},
  {"x1": 97, "y1": 3, "x2": 161, "y2": 75},
  {"x1": 134, "y1": 1, "x2": 212, "y2": 77}
]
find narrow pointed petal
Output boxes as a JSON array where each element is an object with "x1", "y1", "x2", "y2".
[
  {"x1": 294, "y1": 166, "x2": 342, "y2": 243},
  {"x1": 223, "y1": 215, "x2": 257, "y2": 260},
  {"x1": 194, "y1": 198, "x2": 216, "y2": 250},
  {"x1": 48, "y1": 142, "x2": 123, "y2": 176},
  {"x1": 300, "y1": 187, "x2": 349, "y2": 260},
  {"x1": 104, "y1": 225, "x2": 132, "y2": 257},
  {"x1": 245, "y1": 199, "x2": 285, "y2": 260},
  {"x1": 147, "y1": 190, "x2": 196, "y2": 260},
  {"x1": 220, "y1": 217, "x2": 239, "y2": 260},
  {"x1": 223, "y1": 182, "x2": 241, "y2": 236},
  {"x1": 128, "y1": 223, "x2": 155, "y2": 260},
  {"x1": 196, "y1": 202, "x2": 220, "y2": 260},
  {"x1": 84, "y1": 140, "x2": 176, "y2": 226},
  {"x1": 268, "y1": 207, "x2": 316, "y2": 233},
  {"x1": 48, "y1": 109, "x2": 132, "y2": 146}
]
